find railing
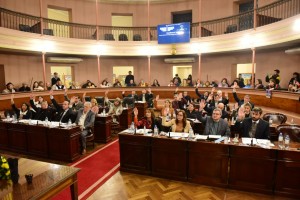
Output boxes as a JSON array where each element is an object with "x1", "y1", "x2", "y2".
[
  {"x1": 0, "y1": 0, "x2": 299, "y2": 40},
  {"x1": 257, "y1": 0, "x2": 300, "y2": 27}
]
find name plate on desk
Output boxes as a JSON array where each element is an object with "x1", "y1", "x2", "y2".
[{"x1": 169, "y1": 132, "x2": 189, "y2": 138}]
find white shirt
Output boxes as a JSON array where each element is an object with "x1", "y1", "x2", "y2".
[{"x1": 78, "y1": 112, "x2": 87, "y2": 127}]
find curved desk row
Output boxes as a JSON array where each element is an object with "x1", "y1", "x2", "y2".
[
  {"x1": 0, "y1": 87, "x2": 299, "y2": 114},
  {"x1": 119, "y1": 133, "x2": 300, "y2": 198}
]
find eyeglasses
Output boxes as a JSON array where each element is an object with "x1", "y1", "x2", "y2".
[{"x1": 177, "y1": 114, "x2": 183, "y2": 116}]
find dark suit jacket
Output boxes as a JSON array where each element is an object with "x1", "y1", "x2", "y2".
[
  {"x1": 11, "y1": 104, "x2": 32, "y2": 119},
  {"x1": 51, "y1": 98, "x2": 74, "y2": 123},
  {"x1": 198, "y1": 114, "x2": 230, "y2": 136},
  {"x1": 236, "y1": 118, "x2": 270, "y2": 139},
  {"x1": 122, "y1": 93, "x2": 138, "y2": 101},
  {"x1": 30, "y1": 100, "x2": 54, "y2": 121},
  {"x1": 75, "y1": 109, "x2": 95, "y2": 131},
  {"x1": 233, "y1": 92, "x2": 254, "y2": 108},
  {"x1": 138, "y1": 93, "x2": 154, "y2": 107}
]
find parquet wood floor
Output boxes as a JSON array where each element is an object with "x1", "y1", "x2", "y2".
[{"x1": 88, "y1": 172, "x2": 295, "y2": 200}]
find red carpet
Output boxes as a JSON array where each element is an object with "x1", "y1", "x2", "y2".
[{"x1": 52, "y1": 139, "x2": 120, "y2": 200}]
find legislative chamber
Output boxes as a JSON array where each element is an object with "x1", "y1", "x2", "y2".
[{"x1": 0, "y1": 0, "x2": 300, "y2": 199}]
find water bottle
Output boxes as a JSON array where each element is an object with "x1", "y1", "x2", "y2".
[
  {"x1": 6, "y1": 113, "x2": 10, "y2": 120},
  {"x1": 269, "y1": 118, "x2": 273, "y2": 125},
  {"x1": 126, "y1": 104, "x2": 128, "y2": 109},
  {"x1": 103, "y1": 109, "x2": 106, "y2": 115},
  {"x1": 284, "y1": 134, "x2": 290, "y2": 150},
  {"x1": 188, "y1": 127, "x2": 194, "y2": 140},
  {"x1": 278, "y1": 132, "x2": 284, "y2": 149},
  {"x1": 154, "y1": 125, "x2": 158, "y2": 137},
  {"x1": 130, "y1": 122, "x2": 135, "y2": 133},
  {"x1": 68, "y1": 119, "x2": 72, "y2": 126},
  {"x1": 45, "y1": 117, "x2": 49, "y2": 126},
  {"x1": 143, "y1": 125, "x2": 146, "y2": 135}
]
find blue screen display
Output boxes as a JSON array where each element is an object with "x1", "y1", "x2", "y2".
[{"x1": 157, "y1": 22, "x2": 190, "y2": 44}]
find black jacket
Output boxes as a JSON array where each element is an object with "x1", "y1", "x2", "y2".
[
  {"x1": 236, "y1": 118, "x2": 270, "y2": 139},
  {"x1": 51, "y1": 98, "x2": 75, "y2": 123}
]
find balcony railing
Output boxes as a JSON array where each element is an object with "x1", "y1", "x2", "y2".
[{"x1": 0, "y1": 0, "x2": 298, "y2": 41}]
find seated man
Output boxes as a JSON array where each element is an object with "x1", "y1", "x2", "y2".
[
  {"x1": 198, "y1": 100, "x2": 230, "y2": 136},
  {"x1": 49, "y1": 90, "x2": 74, "y2": 123},
  {"x1": 122, "y1": 90, "x2": 138, "y2": 101},
  {"x1": 235, "y1": 106, "x2": 269, "y2": 139},
  {"x1": 18, "y1": 83, "x2": 31, "y2": 92},
  {"x1": 105, "y1": 90, "x2": 123, "y2": 116},
  {"x1": 185, "y1": 103, "x2": 199, "y2": 119},
  {"x1": 2, "y1": 82, "x2": 16, "y2": 94},
  {"x1": 29, "y1": 94, "x2": 54, "y2": 121},
  {"x1": 138, "y1": 88, "x2": 154, "y2": 108},
  {"x1": 64, "y1": 88, "x2": 84, "y2": 111},
  {"x1": 232, "y1": 87, "x2": 254, "y2": 108},
  {"x1": 52, "y1": 80, "x2": 65, "y2": 90},
  {"x1": 75, "y1": 102, "x2": 95, "y2": 155}
]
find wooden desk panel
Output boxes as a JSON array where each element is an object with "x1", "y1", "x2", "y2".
[
  {"x1": 0, "y1": 122, "x2": 8, "y2": 149},
  {"x1": 188, "y1": 142, "x2": 229, "y2": 187},
  {"x1": 135, "y1": 102, "x2": 147, "y2": 119},
  {"x1": 119, "y1": 134, "x2": 152, "y2": 175},
  {"x1": 229, "y1": 145, "x2": 276, "y2": 194},
  {"x1": 94, "y1": 116, "x2": 112, "y2": 143},
  {"x1": 7, "y1": 123, "x2": 27, "y2": 153},
  {"x1": 119, "y1": 108, "x2": 133, "y2": 130},
  {"x1": 27, "y1": 125, "x2": 48, "y2": 158},
  {"x1": 152, "y1": 137, "x2": 187, "y2": 181}
]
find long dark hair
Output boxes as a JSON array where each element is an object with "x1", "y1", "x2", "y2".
[
  {"x1": 175, "y1": 110, "x2": 187, "y2": 128},
  {"x1": 21, "y1": 103, "x2": 30, "y2": 112}
]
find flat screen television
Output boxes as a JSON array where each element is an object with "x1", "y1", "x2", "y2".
[{"x1": 157, "y1": 22, "x2": 190, "y2": 44}]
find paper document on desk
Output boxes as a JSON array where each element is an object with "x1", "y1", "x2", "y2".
[
  {"x1": 135, "y1": 129, "x2": 152, "y2": 134},
  {"x1": 208, "y1": 135, "x2": 221, "y2": 139},
  {"x1": 195, "y1": 135, "x2": 208, "y2": 140},
  {"x1": 242, "y1": 138, "x2": 257, "y2": 145},
  {"x1": 187, "y1": 118, "x2": 201, "y2": 123},
  {"x1": 170, "y1": 132, "x2": 189, "y2": 138}
]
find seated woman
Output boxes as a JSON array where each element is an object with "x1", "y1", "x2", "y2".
[
  {"x1": 101, "y1": 78, "x2": 111, "y2": 88},
  {"x1": 218, "y1": 78, "x2": 229, "y2": 87},
  {"x1": 194, "y1": 79, "x2": 202, "y2": 87},
  {"x1": 86, "y1": 81, "x2": 96, "y2": 88},
  {"x1": 241, "y1": 102, "x2": 252, "y2": 118},
  {"x1": 265, "y1": 78, "x2": 280, "y2": 90},
  {"x1": 82, "y1": 93, "x2": 99, "y2": 114},
  {"x1": 138, "y1": 79, "x2": 148, "y2": 87},
  {"x1": 113, "y1": 79, "x2": 122, "y2": 87},
  {"x1": 230, "y1": 80, "x2": 240, "y2": 88},
  {"x1": 104, "y1": 90, "x2": 123, "y2": 116},
  {"x1": 151, "y1": 79, "x2": 160, "y2": 87},
  {"x1": 69, "y1": 81, "x2": 81, "y2": 89},
  {"x1": 34, "y1": 96, "x2": 44, "y2": 108},
  {"x1": 255, "y1": 79, "x2": 264, "y2": 89},
  {"x1": 133, "y1": 107, "x2": 160, "y2": 130},
  {"x1": 33, "y1": 81, "x2": 44, "y2": 91},
  {"x1": 11, "y1": 94, "x2": 32, "y2": 119},
  {"x1": 155, "y1": 95, "x2": 175, "y2": 119},
  {"x1": 162, "y1": 109, "x2": 191, "y2": 133}
]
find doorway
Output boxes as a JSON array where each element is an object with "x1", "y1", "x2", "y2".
[
  {"x1": 113, "y1": 66, "x2": 134, "y2": 86},
  {"x1": 173, "y1": 65, "x2": 192, "y2": 86},
  {"x1": 48, "y1": 7, "x2": 71, "y2": 37},
  {"x1": 236, "y1": 63, "x2": 256, "y2": 86},
  {"x1": 50, "y1": 66, "x2": 73, "y2": 88},
  {"x1": 172, "y1": 10, "x2": 192, "y2": 37},
  {"x1": 112, "y1": 14, "x2": 133, "y2": 41}
]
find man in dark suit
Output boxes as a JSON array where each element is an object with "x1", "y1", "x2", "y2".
[
  {"x1": 75, "y1": 102, "x2": 95, "y2": 155},
  {"x1": 125, "y1": 71, "x2": 134, "y2": 86},
  {"x1": 122, "y1": 90, "x2": 138, "y2": 101},
  {"x1": 51, "y1": 72, "x2": 60, "y2": 86},
  {"x1": 198, "y1": 101, "x2": 230, "y2": 136},
  {"x1": 29, "y1": 94, "x2": 54, "y2": 121},
  {"x1": 138, "y1": 88, "x2": 154, "y2": 108},
  {"x1": 235, "y1": 106, "x2": 269, "y2": 139},
  {"x1": 49, "y1": 90, "x2": 74, "y2": 123},
  {"x1": 232, "y1": 87, "x2": 254, "y2": 108}
]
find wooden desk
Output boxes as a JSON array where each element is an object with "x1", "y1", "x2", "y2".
[
  {"x1": 135, "y1": 102, "x2": 147, "y2": 119},
  {"x1": 94, "y1": 115, "x2": 112, "y2": 143},
  {"x1": 119, "y1": 107, "x2": 133, "y2": 130},
  {"x1": 119, "y1": 133, "x2": 300, "y2": 198},
  {"x1": 0, "y1": 157, "x2": 80, "y2": 200},
  {"x1": 0, "y1": 121, "x2": 81, "y2": 162}
]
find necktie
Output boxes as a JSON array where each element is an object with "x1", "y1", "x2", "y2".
[
  {"x1": 250, "y1": 121, "x2": 257, "y2": 138},
  {"x1": 142, "y1": 94, "x2": 146, "y2": 102},
  {"x1": 60, "y1": 110, "x2": 67, "y2": 122}
]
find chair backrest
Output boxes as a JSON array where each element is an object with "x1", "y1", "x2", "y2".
[
  {"x1": 119, "y1": 34, "x2": 128, "y2": 41},
  {"x1": 262, "y1": 113, "x2": 287, "y2": 124},
  {"x1": 95, "y1": 96, "x2": 104, "y2": 106},
  {"x1": 276, "y1": 125, "x2": 300, "y2": 142},
  {"x1": 225, "y1": 24, "x2": 237, "y2": 33},
  {"x1": 43, "y1": 29, "x2": 54, "y2": 36},
  {"x1": 133, "y1": 34, "x2": 142, "y2": 41},
  {"x1": 122, "y1": 97, "x2": 135, "y2": 108},
  {"x1": 104, "y1": 33, "x2": 115, "y2": 41},
  {"x1": 84, "y1": 96, "x2": 91, "y2": 102},
  {"x1": 19, "y1": 24, "x2": 31, "y2": 32}
]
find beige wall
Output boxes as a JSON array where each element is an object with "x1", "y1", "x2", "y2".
[{"x1": 1, "y1": 48, "x2": 299, "y2": 88}]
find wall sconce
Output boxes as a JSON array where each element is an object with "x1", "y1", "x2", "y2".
[{"x1": 171, "y1": 45, "x2": 176, "y2": 55}]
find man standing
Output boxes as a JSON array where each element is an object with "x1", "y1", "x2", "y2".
[
  {"x1": 125, "y1": 71, "x2": 134, "y2": 86},
  {"x1": 75, "y1": 102, "x2": 95, "y2": 155},
  {"x1": 51, "y1": 72, "x2": 61, "y2": 86},
  {"x1": 235, "y1": 106, "x2": 269, "y2": 139}
]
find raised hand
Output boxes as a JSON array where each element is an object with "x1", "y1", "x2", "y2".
[
  {"x1": 49, "y1": 89, "x2": 53, "y2": 96},
  {"x1": 175, "y1": 87, "x2": 178, "y2": 93},
  {"x1": 83, "y1": 92, "x2": 86, "y2": 99},
  {"x1": 155, "y1": 95, "x2": 159, "y2": 101},
  {"x1": 10, "y1": 94, "x2": 14, "y2": 104},
  {"x1": 232, "y1": 86, "x2": 236, "y2": 93},
  {"x1": 237, "y1": 106, "x2": 245, "y2": 120},
  {"x1": 122, "y1": 91, "x2": 125, "y2": 95},
  {"x1": 105, "y1": 90, "x2": 109, "y2": 96},
  {"x1": 211, "y1": 87, "x2": 215, "y2": 93},
  {"x1": 147, "y1": 88, "x2": 151, "y2": 93},
  {"x1": 70, "y1": 96, "x2": 75, "y2": 105},
  {"x1": 225, "y1": 92, "x2": 228, "y2": 98},
  {"x1": 133, "y1": 107, "x2": 138, "y2": 116},
  {"x1": 29, "y1": 93, "x2": 35, "y2": 100},
  {"x1": 64, "y1": 88, "x2": 68, "y2": 95},
  {"x1": 199, "y1": 99, "x2": 206, "y2": 110}
]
